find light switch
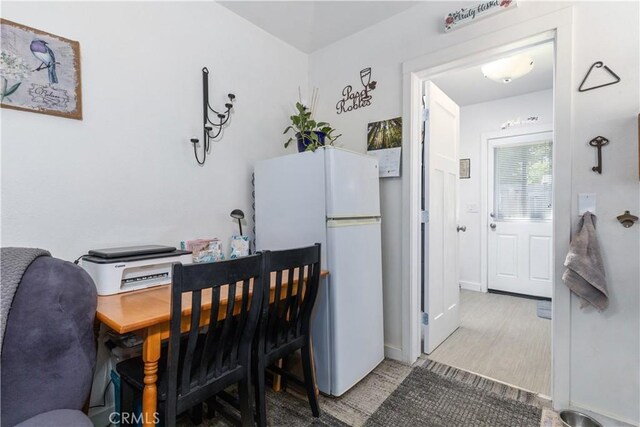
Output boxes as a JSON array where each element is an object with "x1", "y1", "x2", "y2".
[{"x1": 578, "y1": 193, "x2": 596, "y2": 215}]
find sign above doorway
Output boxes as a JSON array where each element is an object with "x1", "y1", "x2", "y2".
[{"x1": 444, "y1": 0, "x2": 518, "y2": 32}]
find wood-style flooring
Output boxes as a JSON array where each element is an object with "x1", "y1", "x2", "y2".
[{"x1": 428, "y1": 290, "x2": 551, "y2": 396}]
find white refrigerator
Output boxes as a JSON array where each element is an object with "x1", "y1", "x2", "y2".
[{"x1": 254, "y1": 146, "x2": 385, "y2": 396}]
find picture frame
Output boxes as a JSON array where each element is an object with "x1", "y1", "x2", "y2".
[
  {"x1": 1, "y1": 19, "x2": 82, "y2": 120},
  {"x1": 460, "y1": 158, "x2": 471, "y2": 179}
]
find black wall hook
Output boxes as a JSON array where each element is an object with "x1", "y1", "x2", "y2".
[
  {"x1": 190, "y1": 67, "x2": 236, "y2": 165},
  {"x1": 578, "y1": 61, "x2": 621, "y2": 92},
  {"x1": 589, "y1": 136, "x2": 609, "y2": 174}
]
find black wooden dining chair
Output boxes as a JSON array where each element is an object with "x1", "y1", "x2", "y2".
[
  {"x1": 253, "y1": 244, "x2": 322, "y2": 427},
  {"x1": 116, "y1": 253, "x2": 265, "y2": 427}
]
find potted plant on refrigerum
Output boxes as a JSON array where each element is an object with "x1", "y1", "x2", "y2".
[{"x1": 283, "y1": 102, "x2": 341, "y2": 152}]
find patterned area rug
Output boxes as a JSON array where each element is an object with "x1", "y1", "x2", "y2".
[
  {"x1": 176, "y1": 385, "x2": 348, "y2": 427},
  {"x1": 364, "y1": 360, "x2": 543, "y2": 427},
  {"x1": 177, "y1": 359, "x2": 555, "y2": 427}
]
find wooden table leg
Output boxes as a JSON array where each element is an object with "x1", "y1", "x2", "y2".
[
  {"x1": 310, "y1": 338, "x2": 319, "y2": 398},
  {"x1": 142, "y1": 324, "x2": 161, "y2": 426},
  {"x1": 272, "y1": 359, "x2": 283, "y2": 392}
]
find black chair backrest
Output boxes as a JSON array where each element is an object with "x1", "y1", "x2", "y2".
[
  {"x1": 166, "y1": 254, "x2": 264, "y2": 420},
  {"x1": 258, "y1": 244, "x2": 321, "y2": 355}
]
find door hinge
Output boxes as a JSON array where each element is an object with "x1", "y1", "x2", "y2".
[
  {"x1": 422, "y1": 108, "x2": 430, "y2": 122},
  {"x1": 421, "y1": 210, "x2": 429, "y2": 223},
  {"x1": 421, "y1": 312, "x2": 429, "y2": 325}
]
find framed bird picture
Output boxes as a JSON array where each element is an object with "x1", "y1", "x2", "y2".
[{"x1": 0, "y1": 19, "x2": 82, "y2": 120}]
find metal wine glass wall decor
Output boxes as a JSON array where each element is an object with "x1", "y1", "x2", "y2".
[{"x1": 335, "y1": 67, "x2": 377, "y2": 114}]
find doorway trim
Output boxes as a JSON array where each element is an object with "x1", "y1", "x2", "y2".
[
  {"x1": 480, "y1": 124, "x2": 554, "y2": 293},
  {"x1": 401, "y1": 7, "x2": 574, "y2": 410}
]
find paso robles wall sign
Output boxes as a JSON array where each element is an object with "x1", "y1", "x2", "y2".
[
  {"x1": 336, "y1": 67, "x2": 376, "y2": 114},
  {"x1": 444, "y1": 0, "x2": 517, "y2": 32}
]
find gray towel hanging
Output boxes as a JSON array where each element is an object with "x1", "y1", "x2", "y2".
[{"x1": 562, "y1": 212, "x2": 609, "y2": 311}]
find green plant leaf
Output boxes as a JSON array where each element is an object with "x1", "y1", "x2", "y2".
[{"x1": 4, "y1": 82, "x2": 21, "y2": 97}]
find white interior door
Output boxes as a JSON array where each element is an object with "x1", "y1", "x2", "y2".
[
  {"x1": 422, "y1": 81, "x2": 460, "y2": 354},
  {"x1": 487, "y1": 131, "x2": 553, "y2": 298}
]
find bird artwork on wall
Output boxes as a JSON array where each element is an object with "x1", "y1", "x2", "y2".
[
  {"x1": 30, "y1": 39, "x2": 58, "y2": 84},
  {"x1": 0, "y1": 19, "x2": 82, "y2": 119}
]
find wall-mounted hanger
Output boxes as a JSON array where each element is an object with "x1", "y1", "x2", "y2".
[{"x1": 578, "y1": 61, "x2": 621, "y2": 92}]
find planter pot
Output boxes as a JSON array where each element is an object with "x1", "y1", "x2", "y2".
[{"x1": 296, "y1": 131, "x2": 326, "y2": 153}]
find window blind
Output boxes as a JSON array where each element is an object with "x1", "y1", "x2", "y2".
[{"x1": 494, "y1": 141, "x2": 553, "y2": 221}]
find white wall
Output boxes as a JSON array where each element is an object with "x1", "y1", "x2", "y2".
[
  {"x1": 458, "y1": 89, "x2": 553, "y2": 287},
  {"x1": 309, "y1": 1, "x2": 639, "y2": 423},
  {"x1": 1, "y1": 1, "x2": 308, "y2": 261}
]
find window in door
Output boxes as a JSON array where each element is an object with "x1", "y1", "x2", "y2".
[{"x1": 494, "y1": 141, "x2": 553, "y2": 221}]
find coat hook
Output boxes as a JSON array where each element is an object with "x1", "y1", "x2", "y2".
[
  {"x1": 589, "y1": 136, "x2": 609, "y2": 174},
  {"x1": 617, "y1": 210, "x2": 638, "y2": 228}
]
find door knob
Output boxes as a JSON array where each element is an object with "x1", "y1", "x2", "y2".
[
  {"x1": 457, "y1": 225, "x2": 467, "y2": 232},
  {"x1": 490, "y1": 223, "x2": 497, "y2": 230}
]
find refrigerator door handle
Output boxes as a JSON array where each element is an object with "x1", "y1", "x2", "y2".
[{"x1": 327, "y1": 217, "x2": 381, "y2": 227}]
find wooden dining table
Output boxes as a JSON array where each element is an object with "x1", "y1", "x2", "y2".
[{"x1": 96, "y1": 269, "x2": 328, "y2": 426}]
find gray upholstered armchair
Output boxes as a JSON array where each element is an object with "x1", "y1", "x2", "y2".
[{"x1": 1, "y1": 249, "x2": 97, "y2": 427}]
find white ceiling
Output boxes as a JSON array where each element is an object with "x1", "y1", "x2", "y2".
[
  {"x1": 431, "y1": 42, "x2": 554, "y2": 106},
  {"x1": 217, "y1": 1, "x2": 422, "y2": 53}
]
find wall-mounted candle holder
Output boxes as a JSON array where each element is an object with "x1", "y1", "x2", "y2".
[
  {"x1": 617, "y1": 211, "x2": 638, "y2": 228},
  {"x1": 189, "y1": 67, "x2": 236, "y2": 165}
]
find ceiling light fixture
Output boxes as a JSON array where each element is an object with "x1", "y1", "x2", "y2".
[{"x1": 481, "y1": 54, "x2": 534, "y2": 83}]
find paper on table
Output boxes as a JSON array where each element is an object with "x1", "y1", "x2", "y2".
[{"x1": 368, "y1": 147, "x2": 401, "y2": 178}]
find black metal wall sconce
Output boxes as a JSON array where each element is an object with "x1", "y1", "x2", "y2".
[
  {"x1": 189, "y1": 67, "x2": 236, "y2": 165},
  {"x1": 589, "y1": 136, "x2": 609, "y2": 174}
]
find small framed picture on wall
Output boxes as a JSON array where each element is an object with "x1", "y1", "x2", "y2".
[{"x1": 460, "y1": 158, "x2": 470, "y2": 179}]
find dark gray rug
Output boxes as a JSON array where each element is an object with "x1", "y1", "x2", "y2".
[
  {"x1": 177, "y1": 386, "x2": 348, "y2": 427},
  {"x1": 364, "y1": 362, "x2": 542, "y2": 427},
  {"x1": 537, "y1": 300, "x2": 552, "y2": 319}
]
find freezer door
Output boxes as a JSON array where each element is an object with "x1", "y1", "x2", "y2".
[
  {"x1": 325, "y1": 148, "x2": 381, "y2": 218},
  {"x1": 326, "y1": 218, "x2": 384, "y2": 396},
  {"x1": 254, "y1": 150, "x2": 328, "y2": 268}
]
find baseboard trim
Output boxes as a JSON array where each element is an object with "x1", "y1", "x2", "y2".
[
  {"x1": 459, "y1": 281, "x2": 482, "y2": 292},
  {"x1": 384, "y1": 344, "x2": 403, "y2": 361}
]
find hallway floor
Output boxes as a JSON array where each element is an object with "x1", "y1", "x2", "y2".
[{"x1": 428, "y1": 290, "x2": 551, "y2": 396}]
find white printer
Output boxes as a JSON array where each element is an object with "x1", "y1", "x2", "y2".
[{"x1": 80, "y1": 245, "x2": 192, "y2": 296}]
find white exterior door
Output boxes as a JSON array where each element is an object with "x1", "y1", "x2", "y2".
[
  {"x1": 422, "y1": 81, "x2": 460, "y2": 354},
  {"x1": 488, "y1": 131, "x2": 553, "y2": 298}
]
